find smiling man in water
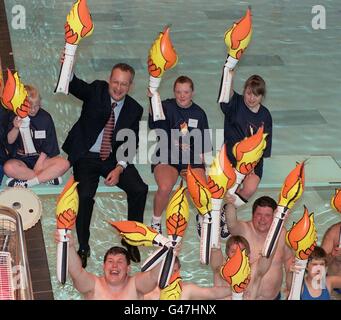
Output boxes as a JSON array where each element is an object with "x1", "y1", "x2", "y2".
[{"x1": 55, "y1": 231, "x2": 160, "y2": 300}]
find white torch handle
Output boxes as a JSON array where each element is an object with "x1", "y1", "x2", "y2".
[
  {"x1": 151, "y1": 93, "x2": 165, "y2": 121},
  {"x1": 153, "y1": 233, "x2": 172, "y2": 248},
  {"x1": 19, "y1": 117, "x2": 37, "y2": 154},
  {"x1": 57, "y1": 229, "x2": 70, "y2": 284},
  {"x1": 211, "y1": 198, "x2": 223, "y2": 249},
  {"x1": 218, "y1": 66, "x2": 233, "y2": 104},
  {"x1": 262, "y1": 206, "x2": 288, "y2": 258},
  {"x1": 200, "y1": 213, "x2": 212, "y2": 265},
  {"x1": 141, "y1": 246, "x2": 169, "y2": 272},
  {"x1": 55, "y1": 43, "x2": 77, "y2": 94},
  {"x1": 228, "y1": 170, "x2": 247, "y2": 207},
  {"x1": 158, "y1": 247, "x2": 176, "y2": 289},
  {"x1": 228, "y1": 170, "x2": 245, "y2": 194},
  {"x1": 232, "y1": 292, "x2": 244, "y2": 300},
  {"x1": 149, "y1": 76, "x2": 165, "y2": 121},
  {"x1": 288, "y1": 258, "x2": 308, "y2": 300},
  {"x1": 218, "y1": 56, "x2": 238, "y2": 103}
]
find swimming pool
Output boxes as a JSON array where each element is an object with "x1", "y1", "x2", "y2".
[{"x1": 4, "y1": 0, "x2": 341, "y2": 299}]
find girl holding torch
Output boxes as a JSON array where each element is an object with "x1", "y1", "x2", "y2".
[
  {"x1": 219, "y1": 72, "x2": 273, "y2": 238},
  {"x1": 148, "y1": 75, "x2": 212, "y2": 234},
  {"x1": 218, "y1": 8, "x2": 269, "y2": 198},
  {"x1": 220, "y1": 72, "x2": 272, "y2": 207}
]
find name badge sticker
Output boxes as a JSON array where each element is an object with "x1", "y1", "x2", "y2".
[
  {"x1": 188, "y1": 118, "x2": 198, "y2": 128},
  {"x1": 35, "y1": 130, "x2": 46, "y2": 139}
]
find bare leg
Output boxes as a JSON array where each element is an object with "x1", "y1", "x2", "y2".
[
  {"x1": 237, "y1": 172, "x2": 260, "y2": 200},
  {"x1": 34, "y1": 156, "x2": 70, "y2": 183},
  {"x1": 3, "y1": 159, "x2": 37, "y2": 180},
  {"x1": 33, "y1": 152, "x2": 48, "y2": 173},
  {"x1": 153, "y1": 164, "x2": 179, "y2": 218}
]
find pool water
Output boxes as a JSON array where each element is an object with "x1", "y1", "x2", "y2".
[{"x1": 3, "y1": 0, "x2": 341, "y2": 299}]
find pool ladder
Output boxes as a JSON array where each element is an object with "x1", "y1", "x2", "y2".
[{"x1": 0, "y1": 205, "x2": 33, "y2": 300}]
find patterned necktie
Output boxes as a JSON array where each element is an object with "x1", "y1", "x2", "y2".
[{"x1": 100, "y1": 102, "x2": 117, "y2": 160}]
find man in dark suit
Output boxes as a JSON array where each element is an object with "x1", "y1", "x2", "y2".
[{"x1": 63, "y1": 63, "x2": 148, "y2": 267}]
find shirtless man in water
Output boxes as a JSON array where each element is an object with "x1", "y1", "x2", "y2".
[
  {"x1": 322, "y1": 222, "x2": 341, "y2": 295},
  {"x1": 55, "y1": 232, "x2": 159, "y2": 300},
  {"x1": 223, "y1": 194, "x2": 294, "y2": 299},
  {"x1": 144, "y1": 256, "x2": 231, "y2": 300}
]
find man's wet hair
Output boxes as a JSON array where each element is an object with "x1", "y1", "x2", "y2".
[
  {"x1": 104, "y1": 246, "x2": 131, "y2": 265},
  {"x1": 252, "y1": 196, "x2": 277, "y2": 214}
]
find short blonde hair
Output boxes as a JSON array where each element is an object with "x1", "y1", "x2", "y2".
[{"x1": 24, "y1": 85, "x2": 41, "y2": 105}]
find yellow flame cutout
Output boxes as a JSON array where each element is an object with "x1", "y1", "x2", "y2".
[
  {"x1": 160, "y1": 271, "x2": 182, "y2": 300},
  {"x1": 286, "y1": 207, "x2": 317, "y2": 260},
  {"x1": 220, "y1": 246, "x2": 251, "y2": 293},
  {"x1": 56, "y1": 176, "x2": 79, "y2": 229},
  {"x1": 224, "y1": 7, "x2": 253, "y2": 60},
  {"x1": 165, "y1": 182, "x2": 189, "y2": 238},
  {"x1": 65, "y1": 0, "x2": 94, "y2": 45},
  {"x1": 109, "y1": 220, "x2": 159, "y2": 247}
]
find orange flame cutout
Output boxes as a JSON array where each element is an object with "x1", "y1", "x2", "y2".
[
  {"x1": 65, "y1": 0, "x2": 94, "y2": 45},
  {"x1": 109, "y1": 220, "x2": 159, "y2": 247},
  {"x1": 166, "y1": 213, "x2": 188, "y2": 238},
  {"x1": 148, "y1": 26, "x2": 178, "y2": 78},
  {"x1": 187, "y1": 165, "x2": 211, "y2": 215},
  {"x1": 278, "y1": 162, "x2": 305, "y2": 209},
  {"x1": 220, "y1": 245, "x2": 251, "y2": 293},
  {"x1": 224, "y1": 7, "x2": 252, "y2": 60},
  {"x1": 331, "y1": 189, "x2": 341, "y2": 214},
  {"x1": 232, "y1": 125, "x2": 268, "y2": 175},
  {"x1": 1, "y1": 69, "x2": 30, "y2": 118},
  {"x1": 56, "y1": 176, "x2": 79, "y2": 229},
  {"x1": 160, "y1": 270, "x2": 182, "y2": 300},
  {"x1": 165, "y1": 182, "x2": 189, "y2": 238},
  {"x1": 286, "y1": 206, "x2": 317, "y2": 260},
  {"x1": 208, "y1": 144, "x2": 236, "y2": 199}
]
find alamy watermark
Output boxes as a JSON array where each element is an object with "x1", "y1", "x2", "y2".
[
  {"x1": 114, "y1": 122, "x2": 225, "y2": 167},
  {"x1": 11, "y1": 5, "x2": 26, "y2": 30},
  {"x1": 312, "y1": 5, "x2": 326, "y2": 30}
]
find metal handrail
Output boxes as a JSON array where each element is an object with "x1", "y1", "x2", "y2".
[{"x1": 0, "y1": 205, "x2": 34, "y2": 300}]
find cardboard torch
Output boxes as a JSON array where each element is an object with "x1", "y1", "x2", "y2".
[
  {"x1": 228, "y1": 125, "x2": 268, "y2": 207},
  {"x1": 108, "y1": 219, "x2": 172, "y2": 275},
  {"x1": 157, "y1": 181, "x2": 189, "y2": 288},
  {"x1": 1, "y1": 69, "x2": 37, "y2": 155},
  {"x1": 56, "y1": 176, "x2": 79, "y2": 284},
  {"x1": 187, "y1": 165, "x2": 213, "y2": 264},
  {"x1": 220, "y1": 244, "x2": 251, "y2": 300},
  {"x1": 286, "y1": 206, "x2": 317, "y2": 300},
  {"x1": 207, "y1": 144, "x2": 236, "y2": 248},
  {"x1": 148, "y1": 26, "x2": 178, "y2": 121},
  {"x1": 263, "y1": 161, "x2": 305, "y2": 258},
  {"x1": 217, "y1": 7, "x2": 252, "y2": 103},
  {"x1": 55, "y1": 0, "x2": 94, "y2": 94}
]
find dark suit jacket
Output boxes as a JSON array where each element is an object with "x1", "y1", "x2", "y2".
[{"x1": 62, "y1": 75, "x2": 143, "y2": 165}]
